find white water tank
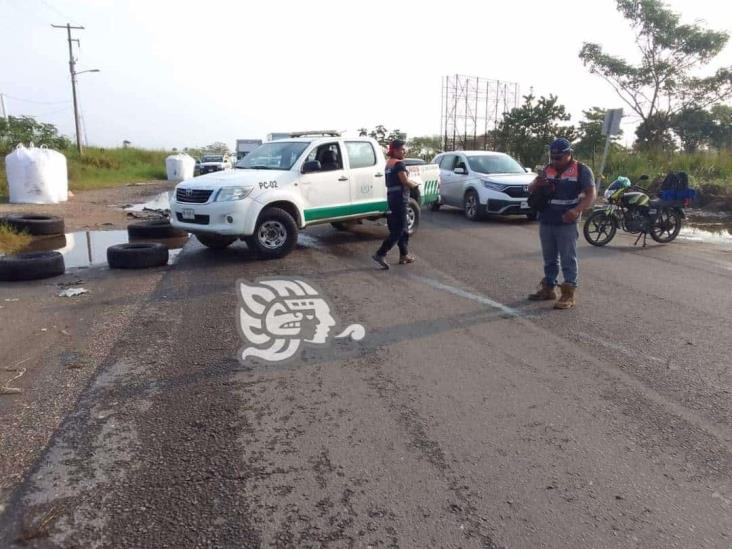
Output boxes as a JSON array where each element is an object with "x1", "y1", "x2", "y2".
[
  {"x1": 165, "y1": 153, "x2": 195, "y2": 181},
  {"x1": 5, "y1": 144, "x2": 69, "y2": 204}
]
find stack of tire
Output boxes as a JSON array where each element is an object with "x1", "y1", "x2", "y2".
[
  {"x1": 0, "y1": 214, "x2": 66, "y2": 281},
  {"x1": 1, "y1": 215, "x2": 187, "y2": 281},
  {"x1": 109, "y1": 219, "x2": 187, "y2": 269}
]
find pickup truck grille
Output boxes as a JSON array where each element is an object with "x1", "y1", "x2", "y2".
[
  {"x1": 503, "y1": 185, "x2": 529, "y2": 198},
  {"x1": 176, "y1": 188, "x2": 213, "y2": 203}
]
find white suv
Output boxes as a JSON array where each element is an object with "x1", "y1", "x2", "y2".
[
  {"x1": 432, "y1": 151, "x2": 536, "y2": 221},
  {"x1": 171, "y1": 134, "x2": 440, "y2": 258}
]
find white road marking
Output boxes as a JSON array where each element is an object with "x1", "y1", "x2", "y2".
[{"x1": 408, "y1": 275, "x2": 520, "y2": 317}]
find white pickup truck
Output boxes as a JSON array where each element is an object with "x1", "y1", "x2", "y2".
[
  {"x1": 198, "y1": 154, "x2": 232, "y2": 175},
  {"x1": 170, "y1": 134, "x2": 440, "y2": 258}
]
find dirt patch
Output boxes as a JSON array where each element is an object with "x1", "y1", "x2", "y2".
[
  {"x1": 0, "y1": 265, "x2": 169, "y2": 512},
  {"x1": 0, "y1": 181, "x2": 175, "y2": 232}
]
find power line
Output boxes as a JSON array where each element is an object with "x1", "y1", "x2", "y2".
[
  {"x1": 2, "y1": 94, "x2": 71, "y2": 105},
  {"x1": 39, "y1": 0, "x2": 72, "y2": 22}
]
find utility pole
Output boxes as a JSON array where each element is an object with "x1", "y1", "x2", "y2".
[{"x1": 52, "y1": 23, "x2": 85, "y2": 154}]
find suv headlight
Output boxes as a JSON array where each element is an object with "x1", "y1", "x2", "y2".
[
  {"x1": 482, "y1": 180, "x2": 507, "y2": 192},
  {"x1": 216, "y1": 186, "x2": 253, "y2": 201}
]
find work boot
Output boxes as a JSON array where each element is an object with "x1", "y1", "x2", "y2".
[
  {"x1": 528, "y1": 280, "x2": 557, "y2": 301},
  {"x1": 372, "y1": 254, "x2": 389, "y2": 270},
  {"x1": 554, "y1": 283, "x2": 576, "y2": 310}
]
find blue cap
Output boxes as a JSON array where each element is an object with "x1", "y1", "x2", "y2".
[{"x1": 550, "y1": 138, "x2": 573, "y2": 155}]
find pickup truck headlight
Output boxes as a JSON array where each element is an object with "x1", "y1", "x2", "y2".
[
  {"x1": 216, "y1": 186, "x2": 253, "y2": 201},
  {"x1": 482, "y1": 180, "x2": 507, "y2": 192}
]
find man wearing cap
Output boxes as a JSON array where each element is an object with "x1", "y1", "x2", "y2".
[
  {"x1": 372, "y1": 139, "x2": 418, "y2": 270},
  {"x1": 527, "y1": 138, "x2": 596, "y2": 309}
]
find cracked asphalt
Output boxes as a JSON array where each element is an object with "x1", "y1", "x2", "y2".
[{"x1": 1, "y1": 209, "x2": 731, "y2": 548}]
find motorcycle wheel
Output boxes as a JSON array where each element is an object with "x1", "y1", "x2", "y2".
[
  {"x1": 583, "y1": 210, "x2": 617, "y2": 247},
  {"x1": 650, "y1": 207, "x2": 682, "y2": 243}
]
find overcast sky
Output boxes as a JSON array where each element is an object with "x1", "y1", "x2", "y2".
[{"x1": 1, "y1": 0, "x2": 731, "y2": 150}]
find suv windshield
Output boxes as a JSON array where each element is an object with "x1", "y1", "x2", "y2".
[
  {"x1": 201, "y1": 155, "x2": 224, "y2": 163},
  {"x1": 467, "y1": 155, "x2": 524, "y2": 175},
  {"x1": 236, "y1": 141, "x2": 309, "y2": 170}
]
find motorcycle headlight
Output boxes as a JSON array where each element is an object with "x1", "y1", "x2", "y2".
[
  {"x1": 603, "y1": 188, "x2": 614, "y2": 199},
  {"x1": 216, "y1": 186, "x2": 253, "y2": 201},
  {"x1": 482, "y1": 180, "x2": 507, "y2": 192}
]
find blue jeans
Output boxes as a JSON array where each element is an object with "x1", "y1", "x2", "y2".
[
  {"x1": 539, "y1": 222, "x2": 579, "y2": 287},
  {"x1": 376, "y1": 193, "x2": 409, "y2": 257}
]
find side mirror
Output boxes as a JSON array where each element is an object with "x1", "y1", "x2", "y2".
[
  {"x1": 302, "y1": 160, "x2": 321, "y2": 174},
  {"x1": 524, "y1": 167, "x2": 532, "y2": 173},
  {"x1": 454, "y1": 166, "x2": 467, "y2": 175}
]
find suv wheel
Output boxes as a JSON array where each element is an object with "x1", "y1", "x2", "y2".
[{"x1": 464, "y1": 190, "x2": 482, "y2": 221}]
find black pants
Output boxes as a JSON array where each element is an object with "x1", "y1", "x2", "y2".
[{"x1": 377, "y1": 193, "x2": 409, "y2": 257}]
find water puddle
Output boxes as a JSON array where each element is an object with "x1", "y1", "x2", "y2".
[
  {"x1": 678, "y1": 226, "x2": 732, "y2": 246},
  {"x1": 22, "y1": 230, "x2": 188, "y2": 269},
  {"x1": 683, "y1": 211, "x2": 732, "y2": 245},
  {"x1": 123, "y1": 191, "x2": 172, "y2": 213}
]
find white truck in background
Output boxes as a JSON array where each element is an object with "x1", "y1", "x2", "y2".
[
  {"x1": 236, "y1": 139, "x2": 263, "y2": 161},
  {"x1": 198, "y1": 153, "x2": 232, "y2": 175}
]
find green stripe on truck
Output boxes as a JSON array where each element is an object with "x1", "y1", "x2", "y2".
[{"x1": 304, "y1": 200, "x2": 388, "y2": 222}]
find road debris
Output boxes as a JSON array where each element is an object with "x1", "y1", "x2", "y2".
[
  {"x1": 58, "y1": 288, "x2": 89, "y2": 298},
  {"x1": 1, "y1": 366, "x2": 27, "y2": 395}
]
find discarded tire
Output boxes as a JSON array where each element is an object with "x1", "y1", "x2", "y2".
[
  {"x1": 2, "y1": 213, "x2": 65, "y2": 236},
  {"x1": 127, "y1": 219, "x2": 186, "y2": 239},
  {"x1": 0, "y1": 251, "x2": 65, "y2": 281},
  {"x1": 107, "y1": 243, "x2": 169, "y2": 269}
]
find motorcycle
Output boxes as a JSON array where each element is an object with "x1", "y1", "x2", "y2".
[{"x1": 583, "y1": 174, "x2": 693, "y2": 247}]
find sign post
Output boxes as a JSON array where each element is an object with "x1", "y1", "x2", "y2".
[{"x1": 597, "y1": 108, "x2": 623, "y2": 191}]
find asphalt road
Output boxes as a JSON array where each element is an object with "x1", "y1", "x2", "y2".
[{"x1": 1, "y1": 209, "x2": 731, "y2": 548}]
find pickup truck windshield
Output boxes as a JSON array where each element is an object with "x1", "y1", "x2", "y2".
[
  {"x1": 202, "y1": 155, "x2": 224, "y2": 163},
  {"x1": 236, "y1": 142, "x2": 309, "y2": 170},
  {"x1": 467, "y1": 155, "x2": 524, "y2": 175}
]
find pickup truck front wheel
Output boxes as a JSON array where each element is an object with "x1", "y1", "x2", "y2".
[
  {"x1": 406, "y1": 198, "x2": 420, "y2": 235},
  {"x1": 248, "y1": 207, "x2": 298, "y2": 259}
]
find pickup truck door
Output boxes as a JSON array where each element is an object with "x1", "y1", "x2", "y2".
[
  {"x1": 299, "y1": 141, "x2": 352, "y2": 223},
  {"x1": 344, "y1": 141, "x2": 385, "y2": 214}
]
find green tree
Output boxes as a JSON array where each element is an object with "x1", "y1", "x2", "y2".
[
  {"x1": 671, "y1": 108, "x2": 715, "y2": 152},
  {"x1": 0, "y1": 115, "x2": 71, "y2": 154},
  {"x1": 368, "y1": 125, "x2": 388, "y2": 146},
  {"x1": 495, "y1": 94, "x2": 575, "y2": 168},
  {"x1": 709, "y1": 104, "x2": 732, "y2": 150},
  {"x1": 579, "y1": 0, "x2": 732, "y2": 150},
  {"x1": 574, "y1": 107, "x2": 624, "y2": 167},
  {"x1": 202, "y1": 141, "x2": 231, "y2": 155},
  {"x1": 364, "y1": 125, "x2": 406, "y2": 148},
  {"x1": 406, "y1": 135, "x2": 442, "y2": 160}
]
